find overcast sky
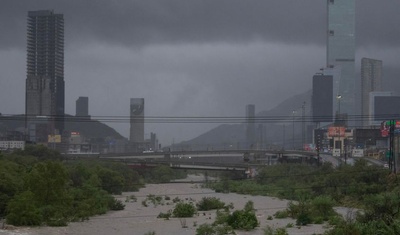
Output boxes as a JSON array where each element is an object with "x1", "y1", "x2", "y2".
[{"x1": 0, "y1": 0, "x2": 399, "y2": 145}]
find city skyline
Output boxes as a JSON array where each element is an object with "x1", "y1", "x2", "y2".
[{"x1": 0, "y1": 1, "x2": 399, "y2": 145}]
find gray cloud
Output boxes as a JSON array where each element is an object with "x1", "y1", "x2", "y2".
[
  {"x1": 0, "y1": 0, "x2": 399, "y2": 144},
  {"x1": 1, "y1": 0, "x2": 399, "y2": 49}
]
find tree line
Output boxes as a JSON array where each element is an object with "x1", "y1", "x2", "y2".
[
  {"x1": 0, "y1": 145, "x2": 186, "y2": 226},
  {"x1": 209, "y1": 160, "x2": 400, "y2": 234}
]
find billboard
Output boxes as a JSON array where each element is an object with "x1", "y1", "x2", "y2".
[
  {"x1": 328, "y1": 127, "x2": 345, "y2": 137},
  {"x1": 48, "y1": 135, "x2": 61, "y2": 143},
  {"x1": 381, "y1": 120, "x2": 400, "y2": 137}
]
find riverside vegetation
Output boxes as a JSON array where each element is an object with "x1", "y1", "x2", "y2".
[
  {"x1": 209, "y1": 160, "x2": 400, "y2": 234},
  {"x1": 0, "y1": 145, "x2": 186, "y2": 227}
]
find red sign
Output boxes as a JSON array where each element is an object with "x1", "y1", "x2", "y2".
[{"x1": 328, "y1": 127, "x2": 345, "y2": 137}]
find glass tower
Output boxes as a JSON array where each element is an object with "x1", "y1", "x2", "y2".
[{"x1": 327, "y1": 0, "x2": 355, "y2": 124}]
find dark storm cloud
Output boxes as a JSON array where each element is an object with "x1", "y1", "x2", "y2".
[
  {"x1": 1, "y1": 0, "x2": 399, "y2": 144},
  {"x1": 2, "y1": 0, "x2": 398, "y2": 50}
]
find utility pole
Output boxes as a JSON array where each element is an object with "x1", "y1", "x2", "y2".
[
  {"x1": 302, "y1": 102, "x2": 306, "y2": 150},
  {"x1": 292, "y1": 110, "x2": 296, "y2": 150},
  {"x1": 282, "y1": 124, "x2": 285, "y2": 150},
  {"x1": 389, "y1": 120, "x2": 395, "y2": 172}
]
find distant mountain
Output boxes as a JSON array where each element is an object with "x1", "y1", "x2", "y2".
[
  {"x1": 174, "y1": 90, "x2": 312, "y2": 150},
  {"x1": 64, "y1": 116, "x2": 125, "y2": 140},
  {"x1": 0, "y1": 114, "x2": 125, "y2": 140}
]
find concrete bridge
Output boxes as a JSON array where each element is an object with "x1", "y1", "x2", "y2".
[{"x1": 65, "y1": 149, "x2": 320, "y2": 174}]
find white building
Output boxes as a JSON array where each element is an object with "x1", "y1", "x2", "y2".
[{"x1": 0, "y1": 141, "x2": 25, "y2": 150}]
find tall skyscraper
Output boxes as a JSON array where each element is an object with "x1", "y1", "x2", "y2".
[
  {"x1": 245, "y1": 104, "x2": 255, "y2": 148},
  {"x1": 76, "y1": 96, "x2": 89, "y2": 118},
  {"x1": 130, "y1": 98, "x2": 144, "y2": 144},
  {"x1": 361, "y1": 58, "x2": 383, "y2": 127},
  {"x1": 312, "y1": 74, "x2": 333, "y2": 123},
  {"x1": 25, "y1": 10, "x2": 65, "y2": 141},
  {"x1": 327, "y1": 0, "x2": 355, "y2": 123}
]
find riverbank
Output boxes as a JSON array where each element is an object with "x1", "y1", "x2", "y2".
[{"x1": 1, "y1": 175, "x2": 334, "y2": 235}]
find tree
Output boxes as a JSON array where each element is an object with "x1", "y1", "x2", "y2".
[{"x1": 6, "y1": 191, "x2": 43, "y2": 226}]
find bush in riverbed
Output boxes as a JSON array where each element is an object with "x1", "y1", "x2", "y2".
[
  {"x1": 226, "y1": 201, "x2": 259, "y2": 231},
  {"x1": 173, "y1": 202, "x2": 197, "y2": 218},
  {"x1": 196, "y1": 197, "x2": 226, "y2": 211},
  {"x1": 157, "y1": 210, "x2": 172, "y2": 220},
  {"x1": 109, "y1": 198, "x2": 125, "y2": 210}
]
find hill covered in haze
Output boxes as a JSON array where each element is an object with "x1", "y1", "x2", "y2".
[
  {"x1": 0, "y1": 114, "x2": 125, "y2": 140},
  {"x1": 173, "y1": 90, "x2": 312, "y2": 150}
]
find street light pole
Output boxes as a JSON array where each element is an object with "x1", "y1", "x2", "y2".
[
  {"x1": 302, "y1": 102, "x2": 306, "y2": 149},
  {"x1": 292, "y1": 110, "x2": 296, "y2": 150},
  {"x1": 336, "y1": 95, "x2": 343, "y2": 163}
]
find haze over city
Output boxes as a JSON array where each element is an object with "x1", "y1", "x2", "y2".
[{"x1": 0, "y1": 0, "x2": 399, "y2": 145}]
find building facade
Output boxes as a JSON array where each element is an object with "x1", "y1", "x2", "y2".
[
  {"x1": 370, "y1": 92, "x2": 400, "y2": 126},
  {"x1": 76, "y1": 96, "x2": 90, "y2": 118},
  {"x1": 312, "y1": 74, "x2": 333, "y2": 123},
  {"x1": 25, "y1": 10, "x2": 65, "y2": 141},
  {"x1": 130, "y1": 98, "x2": 145, "y2": 145},
  {"x1": 327, "y1": 0, "x2": 356, "y2": 121},
  {"x1": 361, "y1": 58, "x2": 383, "y2": 127}
]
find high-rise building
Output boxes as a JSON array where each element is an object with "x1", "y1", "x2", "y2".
[
  {"x1": 130, "y1": 98, "x2": 144, "y2": 144},
  {"x1": 369, "y1": 91, "x2": 395, "y2": 126},
  {"x1": 245, "y1": 104, "x2": 255, "y2": 148},
  {"x1": 76, "y1": 96, "x2": 90, "y2": 118},
  {"x1": 361, "y1": 58, "x2": 383, "y2": 127},
  {"x1": 312, "y1": 74, "x2": 333, "y2": 123},
  {"x1": 327, "y1": 0, "x2": 356, "y2": 122},
  {"x1": 25, "y1": 10, "x2": 65, "y2": 141}
]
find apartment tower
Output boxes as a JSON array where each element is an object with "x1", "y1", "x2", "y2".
[
  {"x1": 361, "y1": 58, "x2": 383, "y2": 127},
  {"x1": 25, "y1": 10, "x2": 65, "y2": 141}
]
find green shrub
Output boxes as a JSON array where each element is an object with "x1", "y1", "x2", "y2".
[
  {"x1": 196, "y1": 197, "x2": 226, "y2": 211},
  {"x1": 173, "y1": 202, "x2": 196, "y2": 218},
  {"x1": 213, "y1": 210, "x2": 230, "y2": 225},
  {"x1": 109, "y1": 198, "x2": 125, "y2": 211},
  {"x1": 286, "y1": 223, "x2": 294, "y2": 228},
  {"x1": 157, "y1": 210, "x2": 172, "y2": 220},
  {"x1": 263, "y1": 226, "x2": 288, "y2": 235},
  {"x1": 296, "y1": 212, "x2": 312, "y2": 226},
  {"x1": 196, "y1": 223, "x2": 215, "y2": 235},
  {"x1": 227, "y1": 209, "x2": 258, "y2": 230},
  {"x1": 196, "y1": 223, "x2": 235, "y2": 235},
  {"x1": 311, "y1": 195, "x2": 336, "y2": 220},
  {"x1": 275, "y1": 228, "x2": 289, "y2": 235},
  {"x1": 274, "y1": 210, "x2": 289, "y2": 219}
]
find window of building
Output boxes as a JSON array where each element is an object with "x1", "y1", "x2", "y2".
[
  {"x1": 329, "y1": 30, "x2": 335, "y2": 36},
  {"x1": 329, "y1": 0, "x2": 334, "y2": 4}
]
